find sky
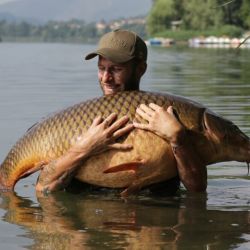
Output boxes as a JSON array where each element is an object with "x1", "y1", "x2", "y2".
[
  {"x1": 0, "y1": 0, "x2": 152, "y2": 23},
  {"x1": 0, "y1": 0, "x2": 18, "y2": 4}
]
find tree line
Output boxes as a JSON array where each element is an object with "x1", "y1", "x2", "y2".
[
  {"x1": 0, "y1": 19, "x2": 101, "y2": 42},
  {"x1": 0, "y1": 18, "x2": 147, "y2": 42},
  {"x1": 147, "y1": 0, "x2": 250, "y2": 37}
]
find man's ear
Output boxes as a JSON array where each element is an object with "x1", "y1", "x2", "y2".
[{"x1": 136, "y1": 61, "x2": 147, "y2": 78}]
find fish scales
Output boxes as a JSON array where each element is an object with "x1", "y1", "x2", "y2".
[
  {"x1": 0, "y1": 91, "x2": 192, "y2": 188},
  {"x1": 0, "y1": 92, "x2": 218, "y2": 184},
  {"x1": 1, "y1": 91, "x2": 249, "y2": 195}
]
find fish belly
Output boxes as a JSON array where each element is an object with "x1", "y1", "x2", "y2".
[{"x1": 76, "y1": 129, "x2": 177, "y2": 188}]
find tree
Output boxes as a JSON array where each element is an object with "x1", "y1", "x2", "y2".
[
  {"x1": 16, "y1": 22, "x2": 31, "y2": 36},
  {"x1": 146, "y1": 0, "x2": 184, "y2": 35},
  {"x1": 240, "y1": 0, "x2": 250, "y2": 28},
  {"x1": 221, "y1": 0, "x2": 243, "y2": 26},
  {"x1": 182, "y1": 0, "x2": 224, "y2": 30},
  {"x1": 147, "y1": 0, "x2": 249, "y2": 36}
]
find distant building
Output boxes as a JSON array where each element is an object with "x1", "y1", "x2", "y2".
[
  {"x1": 96, "y1": 21, "x2": 107, "y2": 32},
  {"x1": 171, "y1": 20, "x2": 182, "y2": 30},
  {"x1": 96, "y1": 17, "x2": 146, "y2": 31}
]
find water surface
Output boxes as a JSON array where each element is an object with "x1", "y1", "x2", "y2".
[{"x1": 0, "y1": 43, "x2": 249, "y2": 249}]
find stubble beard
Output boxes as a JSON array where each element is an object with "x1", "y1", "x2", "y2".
[{"x1": 100, "y1": 69, "x2": 139, "y2": 96}]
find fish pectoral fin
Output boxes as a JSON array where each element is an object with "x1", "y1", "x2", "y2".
[
  {"x1": 204, "y1": 110, "x2": 230, "y2": 141},
  {"x1": 19, "y1": 161, "x2": 48, "y2": 179},
  {"x1": 103, "y1": 160, "x2": 145, "y2": 174}
]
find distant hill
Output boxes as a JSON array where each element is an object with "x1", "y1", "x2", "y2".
[
  {"x1": 0, "y1": 11, "x2": 41, "y2": 24},
  {"x1": 0, "y1": 11, "x2": 16, "y2": 22},
  {"x1": 0, "y1": 0, "x2": 152, "y2": 23}
]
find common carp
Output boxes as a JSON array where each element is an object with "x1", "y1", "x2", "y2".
[{"x1": 0, "y1": 91, "x2": 249, "y2": 195}]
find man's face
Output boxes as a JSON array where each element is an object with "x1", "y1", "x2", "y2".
[{"x1": 98, "y1": 56, "x2": 137, "y2": 95}]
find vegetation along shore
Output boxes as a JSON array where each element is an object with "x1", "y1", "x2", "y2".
[{"x1": 0, "y1": 0, "x2": 249, "y2": 45}]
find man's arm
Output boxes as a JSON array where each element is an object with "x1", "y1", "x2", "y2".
[
  {"x1": 133, "y1": 103, "x2": 207, "y2": 192},
  {"x1": 36, "y1": 113, "x2": 134, "y2": 194}
]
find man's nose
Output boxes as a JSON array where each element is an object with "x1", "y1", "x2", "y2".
[{"x1": 102, "y1": 70, "x2": 113, "y2": 81}]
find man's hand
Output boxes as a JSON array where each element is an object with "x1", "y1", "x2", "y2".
[
  {"x1": 36, "y1": 113, "x2": 134, "y2": 194},
  {"x1": 69, "y1": 113, "x2": 134, "y2": 159},
  {"x1": 133, "y1": 103, "x2": 184, "y2": 144},
  {"x1": 133, "y1": 103, "x2": 207, "y2": 192}
]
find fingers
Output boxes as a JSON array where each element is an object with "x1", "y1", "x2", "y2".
[
  {"x1": 133, "y1": 122, "x2": 150, "y2": 130},
  {"x1": 167, "y1": 106, "x2": 174, "y2": 114},
  {"x1": 91, "y1": 113, "x2": 133, "y2": 140},
  {"x1": 102, "y1": 113, "x2": 118, "y2": 128},
  {"x1": 91, "y1": 113, "x2": 118, "y2": 127},
  {"x1": 112, "y1": 123, "x2": 134, "y2": 138},
  {"x1": 91, "y1": 115, "x2": 103, "y2": 126},
  {"x1": 166, "y1": 106, "x2": 180, "y2": 122},
  {"x1": 109, "y1": 143, "x2": 133, "y2": 150},
  {"x1": 136, "y1": 104, "x2": 152, "y2": 121},
  {"x1": 139, "y1": 104, "x2": 155, "y2": 116},
  {"x1": 107, "y1": 115, "x2": 130, "y2": 134},
  {"x1": 148, "y1": 103, "x2": 162, "y2": 111},
  {"x1": 136, "y1": 103, "x2": 176, "y2": 118},
  {"x1": 136, "y1": 103, "x2": 164, "y2": 119}
]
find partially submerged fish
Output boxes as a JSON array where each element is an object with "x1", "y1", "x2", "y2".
[{"x1": 0, "y1": 91, "x2": 249, "y2": 195}]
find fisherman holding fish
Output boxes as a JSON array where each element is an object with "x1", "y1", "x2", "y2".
[{"x1": 36, "y1": 29, "x2": 207, "y2": 195}]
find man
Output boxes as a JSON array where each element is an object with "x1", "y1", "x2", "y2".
[{"x1": 36, "y1": 29, "x2": 207, "y2": 195}]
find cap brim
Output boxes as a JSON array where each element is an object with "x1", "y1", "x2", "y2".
[{"x1": 85, "y1": 48, "x2": 134, "y2": 63}]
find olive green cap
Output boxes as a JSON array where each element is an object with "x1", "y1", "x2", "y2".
[{"x1": 85, "y1": 29, "x2": 147, "y2": 63}]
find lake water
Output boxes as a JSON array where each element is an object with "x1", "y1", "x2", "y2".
[{"x1": 0, "y1": 43, "x2": 249, "y2": 250}]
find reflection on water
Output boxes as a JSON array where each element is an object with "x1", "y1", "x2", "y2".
[
  {"x1": 0, "y1": 43, "x2": 250, "y2": 249},
  {"x1": 0, "y1": 191, "x2": 249, "y2": 250}
]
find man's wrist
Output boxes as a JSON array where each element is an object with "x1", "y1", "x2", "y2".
[
  {"x1": 67, "y1": 143, "x2": 92, "y2": 162},
  {"x1": 169, "y1": 129, "x2": 187, "y2": 147}
]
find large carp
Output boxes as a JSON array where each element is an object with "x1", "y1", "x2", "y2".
[{"x1": 0, "y1": 91, "x2": 249, "y2": 195}]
